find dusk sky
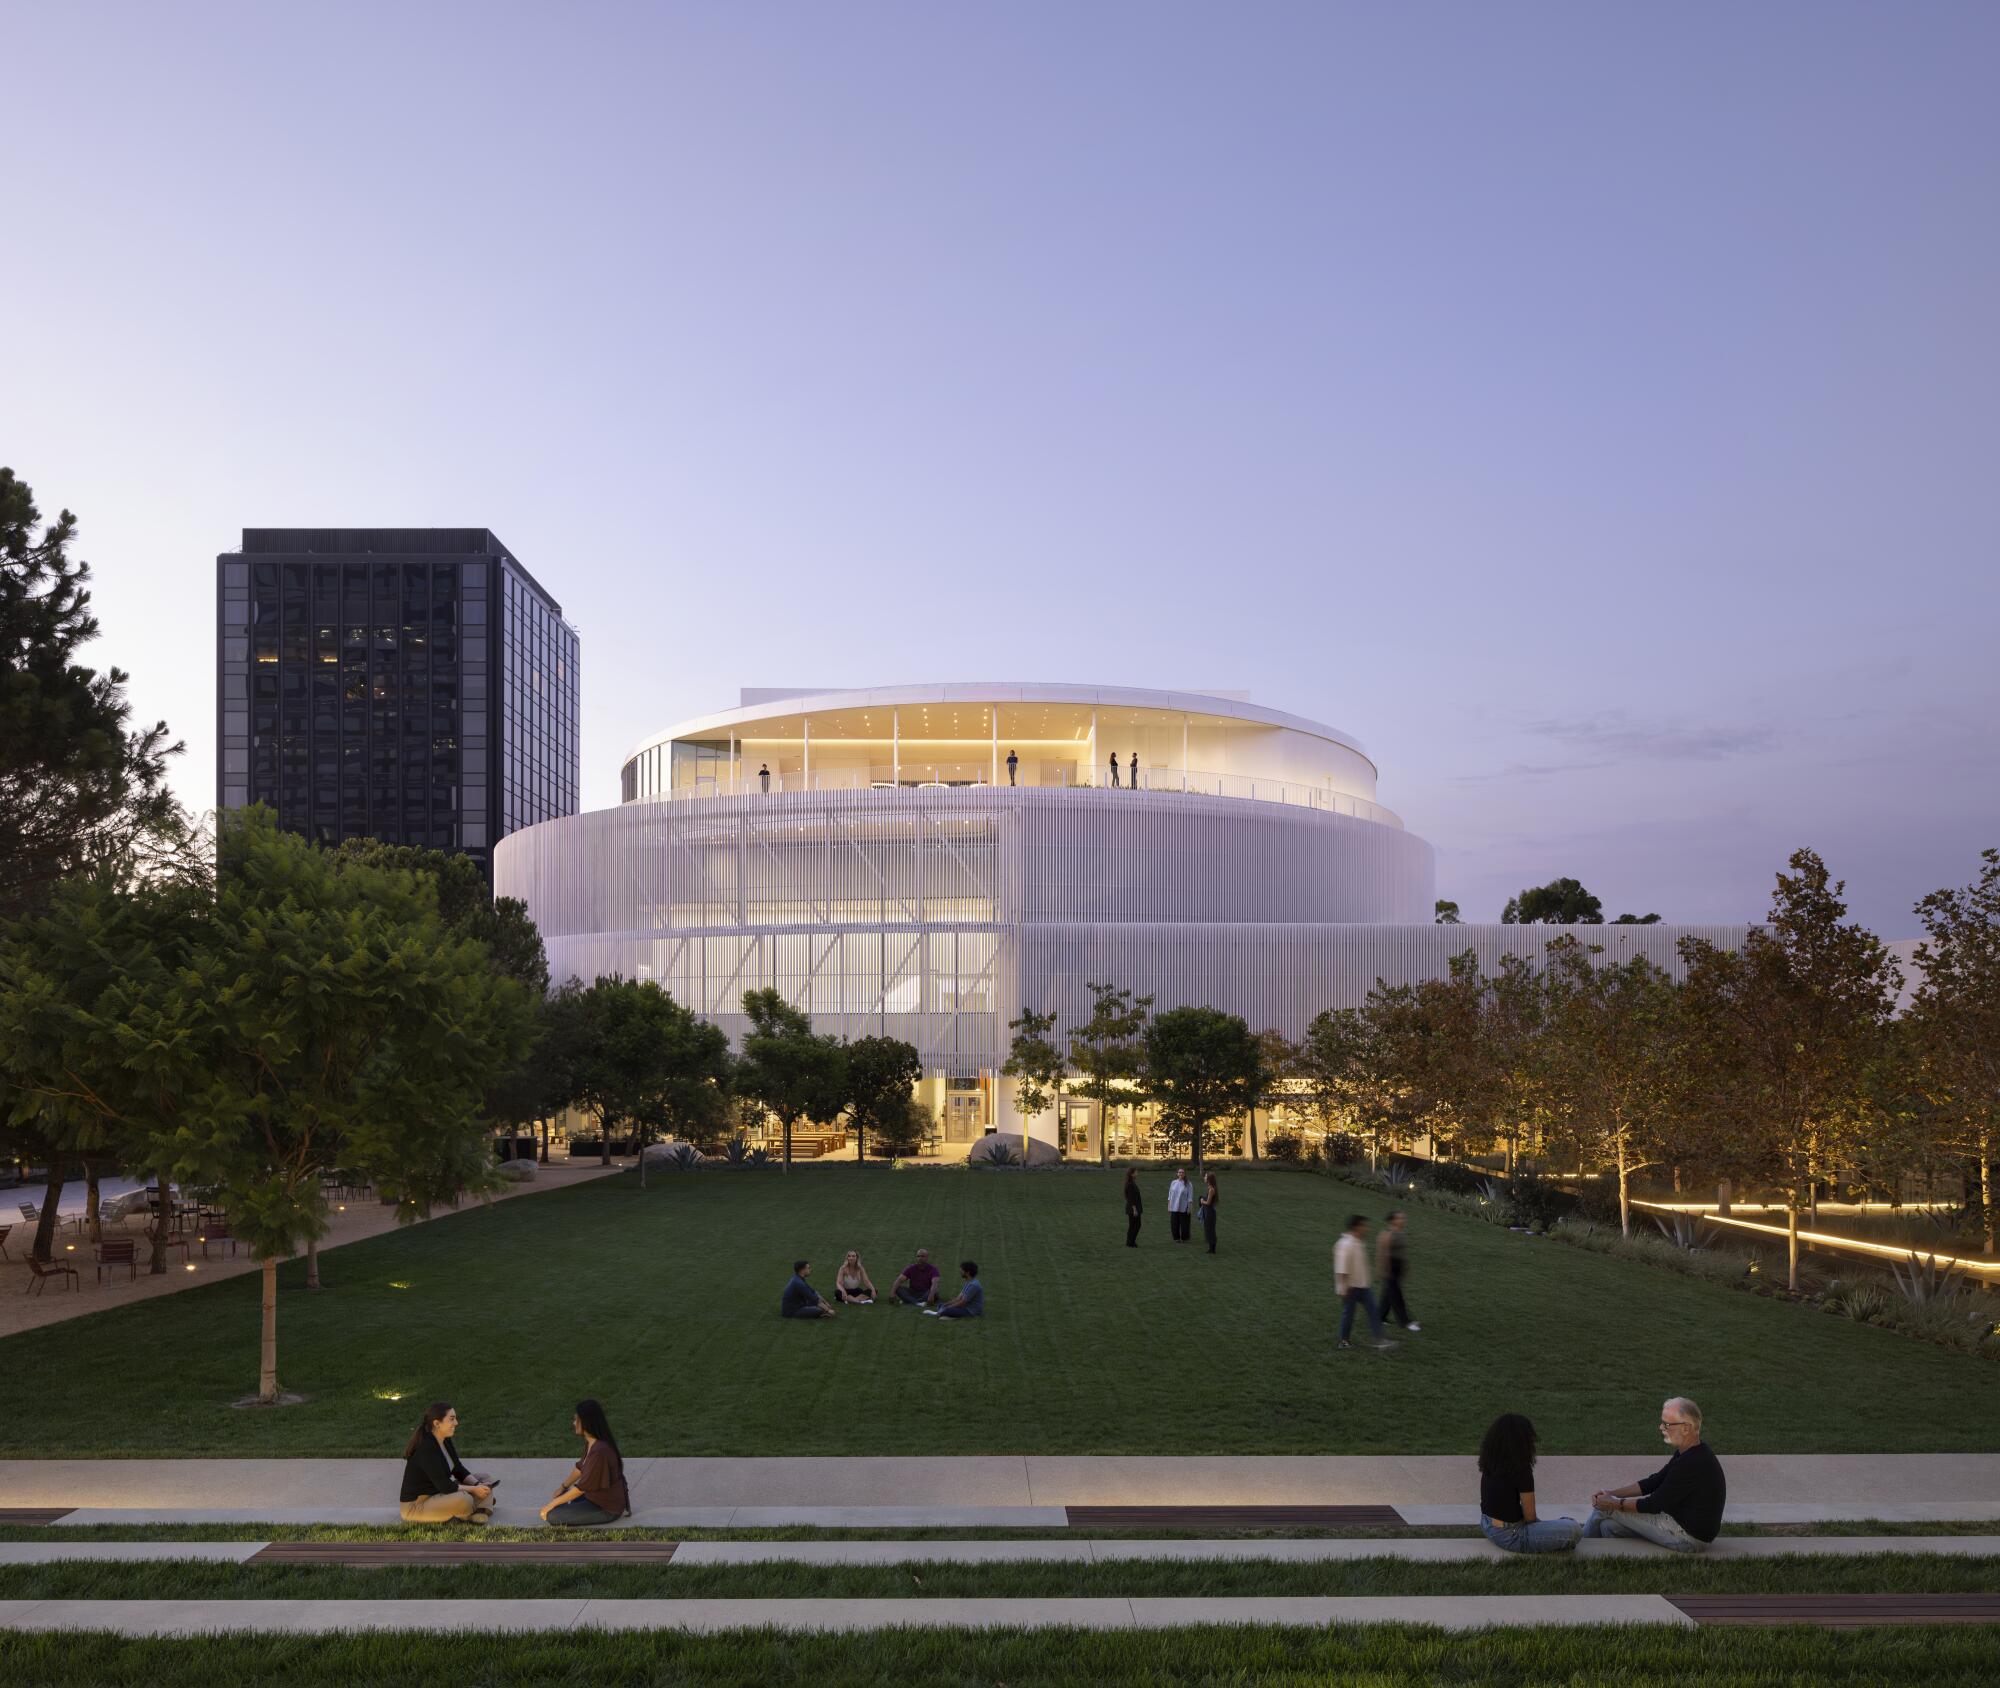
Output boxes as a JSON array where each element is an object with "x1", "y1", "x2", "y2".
[{"x1": 4, "y1": 2, "x2": 1994, "y2": 934}]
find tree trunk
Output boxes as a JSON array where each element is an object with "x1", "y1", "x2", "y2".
[
  {"x1": 84, "y1": 1162, "x2": 102, "y2": 1246},
  {"x1": 783, "y1": 1117, "x2": 793, "y2": 1172},
  {"x1": 1247, "y1": 1108, "x2": 1259, "y2": 1161},
  {"x1": 537, "y1": 1117, "x2": 549, "y2": 1165},
  {"x1": 1981, "y1": 1139, "x2": 1994, "y2": 1255},
  {"x1": 258, "y1": 1256, "x2": 280, "y2": 1404},
  {"x1": 31, "y1": 1161, "x2": 66, "y2": 1262},
  {"x1": 306, "y1": 1234, "x2": 321, "y2": 1291},
  {"x1": 148, "y1": 1166, "x2": 173, "y2": 1274},
  {"x1": 1786, "y1": 1201, "x2": 1800, "y2": 1293},
  {"x1": 1616, "y1": 1144, "x2": 1631, "y2": 1239}
]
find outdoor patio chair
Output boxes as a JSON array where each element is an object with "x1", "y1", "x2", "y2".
[
  {"x1": 26, "y1": 1256, "x2": 79, "y2": 1295},
  {"x1": 198, "y1": 1221, "x2": 240, "y2": 1259},
  {"x1": 95, "y1": 1238, "x2": 138, "y2": 1282},
  {"x1": 0, "y1": 1223, "x2": 10, "y2": 1259}
]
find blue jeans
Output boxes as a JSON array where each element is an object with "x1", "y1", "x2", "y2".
[
  {"x1": 547, "y1": 1498, "x2": 621, "y2": 1527},
  {"x1": 1339, "y1": 1287, "x2": 1383, "y2": 1341},
  {"x1": 1482, "y1": 1516, "x2": 1581, "y2": 1554},
  {"x1": 938, "y1": 1304, "x2": 980, "y2": 1319},
  {"x1": 1582, "y1": 1507, "x2": 1706, "y2": 1551}
]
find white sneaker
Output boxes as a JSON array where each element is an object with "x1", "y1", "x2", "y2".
[
  {"x1": 1373, "y1": 1339, "x2": 1399, "y2": 1351},
  {"x1": 1406, "y1": 1322, "x2": 1422, "y2": 1333}
]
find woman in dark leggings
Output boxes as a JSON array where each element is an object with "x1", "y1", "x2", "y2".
[
  {"x1": 1199, "y1": 1171, "x2": 1219, "y2": 1253},
  {"x1": 540, "y1": 1399, "x2": 631, "y2": 1527}
]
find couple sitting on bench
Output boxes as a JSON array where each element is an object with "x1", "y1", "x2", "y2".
[
  {"x1": 398, "y1": 1398, "x2": 630, "y2": 1528},
  {"x1": 1478, "y1": 1396, "x2": 1725, "y2": 1554},
  {"x1": 781, "y1": 1249, "x2": 984, "y2": 1319}
]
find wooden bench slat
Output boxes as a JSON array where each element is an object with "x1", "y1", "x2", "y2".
[
  {"x1": 1065, "y1": 1504, "x2": 1405, "y2": 1527},
  {"x1": 1671, "y1": 1592, "x2": 2000, "y2": 1627},
  {"x1": 0, "y1": 1508, "x2": 72, "y2": 1525}
]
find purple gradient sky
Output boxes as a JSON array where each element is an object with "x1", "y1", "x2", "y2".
[{"x1": 4, "y1": 3, "x2": 1995, "y2": 933}]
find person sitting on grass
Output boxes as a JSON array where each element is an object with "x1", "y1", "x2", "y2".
[
  {"x1": 1582, "y1": 1397, "x2": 1725, "y2": 1552},
  {"x1": 540, "y1": 1398, "x2": 631, "y2": 1527},
  {"x1": 925, "y1": 1259, "x2": 985, "y2": 1320},
  {"x1": 1477, "y1": 1412, "x2": 1580, "y2": 1554},
  {"x1": 832, "y1": 1249, "x2": 876, "y2": 1305},
  {"x1": 890, "y1": 1247, "x2": 941, "y2": 1307},
  {"x1": 780, "y1": 1258, "x2": 836, "y2": 1319},
  {"x1": 398, "y1": 1401, "x2": 495, "y2": 1526}
]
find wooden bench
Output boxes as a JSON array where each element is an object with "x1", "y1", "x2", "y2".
[
  {"x1": 249, "y1": 1541, "x2": 679, "y2": 1565},
  {"x1": 1668, "y1": 1592, "x2": 2000, "y2": 1627}
]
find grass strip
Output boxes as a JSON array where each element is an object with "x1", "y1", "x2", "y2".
[
  {"x1": 4, "y1": 1624, "x2": 2000, "y2": 1686},
  {"x1": 0, "y1": 1554, "x2": 1997, "y2": 1601}
]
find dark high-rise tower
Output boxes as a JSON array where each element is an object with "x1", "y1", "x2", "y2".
[{"x1": 216, "y1": 528, "x2": 578, "y2": 876}]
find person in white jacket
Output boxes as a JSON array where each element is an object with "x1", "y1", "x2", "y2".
[
  {"x1": 1166, "y1": 1167, "x2": 1193, "y2": 1243},
  {"x1": 1334, "y1": 1214, "x2": 1397, "y2": 1350}
]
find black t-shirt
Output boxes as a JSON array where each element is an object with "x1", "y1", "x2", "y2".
[
  {"x1": 1479, "y1": 1461, "x2": 1532, "y2": 1523},
  {"x1": 1637, "y1": 1442, "x2": 1726, "y2": 1542}
]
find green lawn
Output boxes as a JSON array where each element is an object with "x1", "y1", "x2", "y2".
[
  {"x1": 1, "y1": 1166, "x2": 1993, "y2": 1456},
  {"x1": 4, "y1": 1627, "x2": 1998, "y2": 1687},
  {"x1": 2, "y1": 1554, "x2": 1998, "y2": 1600}
]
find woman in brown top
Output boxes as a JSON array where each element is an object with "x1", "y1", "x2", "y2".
[{"x1": 540, "y1": 1398, "x2": 631, "y2": 1526}]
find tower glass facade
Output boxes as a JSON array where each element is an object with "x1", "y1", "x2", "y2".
[{"x1": 217, "y1": 528, "x2": 578, "y2": 876}]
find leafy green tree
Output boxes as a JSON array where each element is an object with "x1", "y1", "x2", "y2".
[
  {"x1": 7, "y1": 809, "x2": 533, "y2": 1401},
  {"x1": 1433, "y1": 900, "x2": 1462, "y2": 925},
  {"x1": 1678, "y1": 849, "x2": 1901, "y2": 1289},
  {"x1": 0, "y1": 852, "x2": 210, "y2": 1267},
  {"x1": 1141, "y1": 1006, "x2": 1267, "y2": 1171},
  {"x1": 1612, "y1": 911, "x2": 1662, "y2": 924},
  {"x1": 845, "y1": 1035, "x2": 923, "y2": 1160},
  {"x1": 491, "y1": 979, "x2": 592, "y2": 1163},
  {"x1": 1001, "y1": 1008, "x2": 1067, "y2": 1164},
  {"x1": 869, "y1": 1095, "x2": 933, "y2": 1159},
  {"x1": 1297, "y1": 1006, "x2": 1381, "y2": 1165},
  {"x1": 331, "y1": 838, "x2": 548, "y2": 992},
  {"x1": 1067, "y1": 982, "x2": 1152, "y2": 1165},
  {"x1": 570, "y1": 978, "x2": 733, "y2": 1177},
  {"x1": 1909, "y1": 848, "x2": 2000, "y2": 1252},
  {"x1": 737, "y1": 987, "x2": 848, "y2": 1170},
  {"x1": 1501, "y1": 878, "x2": 1604, "y2": 925},
  {"x1": 0, "y1": 470, "x2": 181, "y2": 921},
  {"x1": 1250, "y1": 1027, "x2": 1300, "y2": 1159},
  {"x1": 1539, "y1": 937, "x2": 1679, "y2": 1234}
]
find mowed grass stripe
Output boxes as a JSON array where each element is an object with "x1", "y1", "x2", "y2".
[
  {"x1": 1, "y1": 1553, "x2": 1998, "y2": 1601},
  {"x1": 4, "y1": 1623, "x2": 2000, "y2": 1686},
  {"x1": 0, "y1": 1167, "x2": 1991, "y2": 1456}
]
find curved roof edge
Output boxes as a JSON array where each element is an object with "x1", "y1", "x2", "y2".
[{"x1": 624, "y1": 683, "x2": 1377, "y2": 776}]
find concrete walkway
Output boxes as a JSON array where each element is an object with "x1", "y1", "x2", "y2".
[
  {"x1": 0, "y1": 1595, "x2": 1694, "y2": 1633},
  {"x1": 2, "y1": 1535, "x2": 1996, "y2": 1567},
  {"x1": 6, "y1": 1455, "x2": 1999, "y2": 1529}
]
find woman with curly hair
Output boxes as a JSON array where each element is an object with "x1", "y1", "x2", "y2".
[{"x1": 1478, "y1": 1412, "x2": 1580, "y2": 1553}]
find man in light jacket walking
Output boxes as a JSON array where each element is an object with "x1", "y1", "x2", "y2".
[
  {"x1": 1335, "y1": 1214, "x2": 1397, "y2": 1350},
  {"x1": 1167, "y1": 1167, "x2": 1193, "y2": 1243}
]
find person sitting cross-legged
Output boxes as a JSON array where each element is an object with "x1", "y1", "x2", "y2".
[
  {"x1": 831, "y1": 1250, "x2": 876, "y2": 1305},
  {"x1": 1581, "y1": 1396, "x2": 1725, "y2": 1552},
  {"x1": 890, "y1": 1248, "x2": 942, "y2": 1307},
  {"x1": 925, "y1": 1259, "x2": 985, "y2": 1320},
  {"x1": 780, "y1": 1258, "x2": 836, "y2": 1319},
  {"x1": 1477, "y1": 1412, "x2": 1580, "y2": 1553},
  {"x1": 398, "y1": 1402, "x2": 495, "y2": 1526}
]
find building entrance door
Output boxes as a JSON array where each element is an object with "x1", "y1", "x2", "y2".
[{"x1": 944, "y1": 1088, "x2": 984, "y2": 1144}]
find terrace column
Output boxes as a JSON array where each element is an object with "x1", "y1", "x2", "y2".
[
  {"x1": 991, "y1": 708, "x2": 998, "y2": 785},
  {"x1": 893, "y1": 707, "x2": 899, "y2": 786},
  {"x1": 803, "y1": 716, "x2": 811, "y2": 789}
]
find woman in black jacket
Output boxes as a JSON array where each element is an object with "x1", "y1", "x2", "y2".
[
  {"x1": 1123, "y1": 1168, "x2": 1143, "y2": 1247},
  {"x1": 399, "y1": 1402, "x2": 494, "y2": 1525}
]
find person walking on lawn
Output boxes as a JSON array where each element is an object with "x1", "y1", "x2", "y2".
[
  {"x1": 1334, "y1": 1214, "x2": 1397, "y2": 1351},
  {"x1": 1123, "y1": 1168, "x2": 1143, "y2": 1247},
  {"x1": 1376, "y1": 1208, "x2": 1419, "y2": 1331},
  {"x1": 1582, "y1": 1397, "x2": 1725, "y2": 1551}
]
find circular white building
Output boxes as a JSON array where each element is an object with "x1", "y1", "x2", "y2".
[
  {"x1": 498, "y1": 683, "x2": 1443, "y2": 1151},
  {"x1": 498, "y1": 683, "x2": 1752, "y2": 1155}
]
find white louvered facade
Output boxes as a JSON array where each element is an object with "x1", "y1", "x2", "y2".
[{"x1": 494, "y1": 684, "x2": 1753, "y2": 1147}]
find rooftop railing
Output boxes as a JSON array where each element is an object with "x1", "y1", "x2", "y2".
[{"x1": 635, "y1": 766, "x2": 1404, "y2": 829}]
